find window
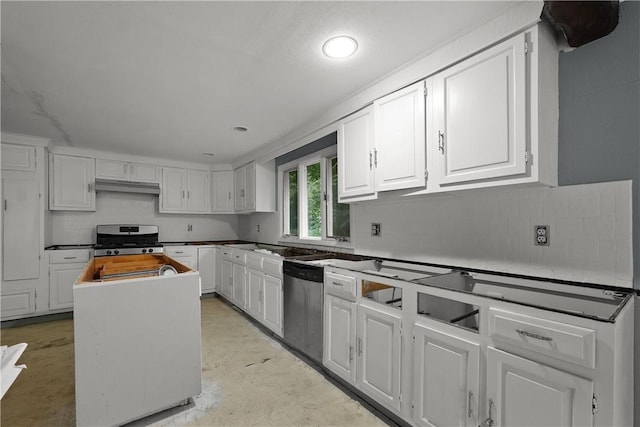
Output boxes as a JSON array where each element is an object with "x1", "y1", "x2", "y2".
[{"x1": 280, "y1": 147, "x2": 350, "y2": 242}]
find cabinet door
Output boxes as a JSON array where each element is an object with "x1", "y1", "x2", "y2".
[
  {"x1": 220, "y1": 259, "x2": 233, "y2": 299},
  {"x1": 96, "y1": 159, "x2": 129, "y2": 180},
  {"x1": 49, "y1": 264, "x2": 84, "y2": 310},
  {"x1": 186, "y1": 169, "x2": 210, "y2": 213},
  {"x1": 246, "y1": 269, "x2": 264, "y2": 320},
  {"x1": 1, "y1": 144, "x2": 35, "y2": 171},
  {"x1": 234, "y1": 166, "x2": 246, "y2": 211},
  {"x1": 357, "y1": 302, "x2": 402, "y2": 412},
  {"x1": 434, "y1": 33, "x2": 527, "y2": 186},
  {"x1": 413, "y1": 323, "x2": 480, "y2": 427},
  {"x1": 485, "y1": 347, "x2": 594, "y2": 427},
  {"x1": 197, "y1": 247, "x2": 216, "y2": 293},
  {"x1": 263, "y1": 275, "x2": 282, "y2": 336},
  {"x1": 323, "y1": 294, "x2": 357, "y2": 384},
  {"x1": 244, "y1": 163, "x2": 256, "y2": 211},
  {"x1": 161, "y1": 167, "x2": 186, "y2": 212},
  {"x1": 337, "y1": 106, "x2": 376, "y2": 200},
  {"x1": 232, "y1": 263, "x2": 246, "y2": 309},
  {"x1": 374, "y1": 81, "x2": 426, "y2": 192},
  {"x1": 129, "y1": 163, "x2": 159, "y2": 183},
  {"x1": 50, "y1": 154, "x2": 95, "y2": 211},
  {"x1": 2, "y1": 175, "x2": 40, "y2": 280},
  {"x1": 211, "y1": 171, "x2": 234, "y2": 212}
]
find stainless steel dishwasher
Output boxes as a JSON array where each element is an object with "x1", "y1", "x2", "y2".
[{"x1": 283, "y1": 260, "x2": 324, "y2": 364}]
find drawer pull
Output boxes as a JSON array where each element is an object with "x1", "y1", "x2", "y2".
[
  {"x1": 331, "y1": 281, "x2": 344, "y2": 287},
  {"x1": 516, "y1": 329, "x2": 553, "y2": 342},
  {"x1": 63, "y1": 256, "x2": 77, "y2": 260},
  {"x1": 174, "y1": 251, "x2": 184, "y2": 254}
]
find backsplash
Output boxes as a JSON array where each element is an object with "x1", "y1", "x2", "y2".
[
  {"x1": 239, "y1": 180, "x2": 633, "y2": 288},
  {"x1": 48, "y1": 192, "x2": 239, "y2": 245}
]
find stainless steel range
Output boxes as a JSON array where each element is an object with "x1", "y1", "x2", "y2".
[{"x1": 94, "y1": 224, "x2": 163, "y2": 257}]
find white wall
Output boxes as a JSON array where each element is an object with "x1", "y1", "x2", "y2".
[
  {"x1": 238, "y1": 180, "x2": 633, "y2": 288},
  {"x1": 49, "y1": 192, "x2": 238, "y2": 245}
]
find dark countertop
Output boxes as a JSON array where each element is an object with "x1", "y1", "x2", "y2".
[{"x1": 45, "y1": 244, "x2": 95, "y2": 250}]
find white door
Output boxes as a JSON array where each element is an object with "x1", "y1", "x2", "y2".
[
  {"x1": 374, "y1": 81, "x2": 426, "y2": 192},
  {"x1": 50, "y1": 154, "x2": 95, "y2": 210},
  {"x1": 486, "y1": 347, "x2": 594, "y2": 427},
  {"x1": 234, "y1": 166, "x2": 246, "y2": 211},
  {"x1": 246, "y1": 269, "x2": 263, "y2": 320},
  {"x1": 220, "y1": 259, "x2": 233, "y2": 299},
  {"x1": 197, "y1": 247, "x2": 216, "y2": 293},
  {"x1": 337, "y1": 106, "x2": 376, "y2": 200},
  {"x1": 129, "y1": 163, "x2": 159, "y2": 183},
  {"x1": 263, "y1": 275, "x2": 282, "y2": 335},
  {"x1": 211, "y1": 171, "x2": 234, "y2": 212},
  {"x1": 413, "y1": 323, "x2": 480, "y2": 427},
  {"x1": 323, "y1": 294, "x2": 357, "y2": 384},
  {"x1": 244, "y1": 163, "x2": 256, "y2": 211},
  {"x1": 161, "y1": 167, "x2": 186, "y2": 212},
  {"x1": 49, "y1": 265, "x2": 84, "y2": 310},
  {"x1": 357, "y1": 302, "x2": 402, "y2": 412},
  {"x1": 232, "y1": 263, "x2": 246, "y2": 309},
  {"x1": 187, "y1": 169, "x2": 210, "y2": 213},
  {"x1": 2, "y1": 175, "x2": 40, "y2": 281},
  {"x1": 434, "y1": 33, "x2": 527, "y2": 186},
  {"x1": 96, "y1": 159, "x2": 129, "y2": 180}
]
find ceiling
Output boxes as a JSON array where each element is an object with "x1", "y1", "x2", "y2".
[{"x1": 1, "y1": 1, "x2": 518, "y2": 165}]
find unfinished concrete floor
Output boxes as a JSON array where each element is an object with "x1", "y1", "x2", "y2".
[{"x1": 1, "y1": 296, "x2": 387, "y2": 426}]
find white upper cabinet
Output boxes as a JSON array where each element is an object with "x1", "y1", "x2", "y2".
[
  {"x1": 96, "y1": 159, "x2": 159, "y2": 183},
  {"x1": 49, "y1": 154, "x2": 95, "y2": 211},
  {"x1": 234, "y1": 161, "x2": 275, "y2": 213},
  {"x1": 211, "y1": 171, "x2": 234, "y2": 213},
  {"x1": 1, "y1": 144, "x2": 36, "y2": 171},
  {"x1": 160, "y1": 167, "x2": 210, "y2": 214},
  {"x1": 434, "y1": 33, "x2": 526, "y2": 185},
  {"x1": 422, "y1": 25, "x2": 558, "y2": 193},
  {"x1": 373, "y1": 81, "x2": 426, "y2": 192},
  {"x1": 337, "y1": 106, "x2": 376, "y2": 201}
]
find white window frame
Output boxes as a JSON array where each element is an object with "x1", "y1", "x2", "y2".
[{"x1": 278, "y1": 146, "x2": 351, "y2": 248}]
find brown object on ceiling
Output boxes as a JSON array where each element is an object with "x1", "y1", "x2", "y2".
[{"x1": 542, "y1": 1, "x2": 619, "y2": 48}]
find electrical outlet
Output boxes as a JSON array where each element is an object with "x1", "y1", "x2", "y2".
[
  {"x1": 371, "y1": 223, "x2": 382, "y2": 237},
  {"x1": 187, "y1": 224, "x2": 193, "y2": 232},
  {"x1": 534, "y1": 225, "x2": 549, "y2": 246}
]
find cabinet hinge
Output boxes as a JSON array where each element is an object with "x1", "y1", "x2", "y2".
[
  {"x1": 525, "y1": 151, "x2": 529, "y2": 164},
  {"x1": 424, "y1": 169, "x2": 428, "y2": 180},
  {"x1": 524, "y1": 40, "x2": 529, "y2": 54},
  {"x1": 592, "y1": 394, "x2": 598, "y2": 415},
  {"x1": 423, "y1": 86, "x2": 428, "y2": 97}
]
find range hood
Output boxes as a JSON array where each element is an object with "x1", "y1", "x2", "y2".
[{"x1": 94, "y1": 179, "x2": 160, "y2": 195}]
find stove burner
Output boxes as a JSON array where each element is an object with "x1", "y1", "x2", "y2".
[{"x1": 95, "y1": 224, "x2": 163, "y2": 257}]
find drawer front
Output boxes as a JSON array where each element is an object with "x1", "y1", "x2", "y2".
[
  {"x1": 231, "y1": 250, "x2": 246, "y2": 264},
  {"x1": 262, "y1": 257, "x2": 282, "y2": 278},
  {"x1": 325, "y1": 271, "x2": 357, "y2": 301},
  {"x1": 245, "y1": 252, "x2": 263, "y2": 270},
  {"x1": 49, "y1": 250, "x2": 91, "y2": 264},
  {"x1": 488, "y1": 308, "x2": 596, "y2": 368},
  {"x1": 164, "y1": 246, "x2": 194, "y2": 257},
  {"x1": 219, "y1": 247, "x2": 234, "y2": 261}
]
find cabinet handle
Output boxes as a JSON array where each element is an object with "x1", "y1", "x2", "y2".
[
  {"x1": 187, "y1": 190, "x2": 190, "y2": 199},
  {"x1": 357, "y1": 338, "x2": 363, "y2": 356},
  {"x1": 468, "y1": 390, "x2": 473, "y2": 418},
  {"x1": 480, "y1": 398, "x2": 495, "y2": 427},
  {"x1": 3, "y1": 200, "x2": 6, "y2": 211},
  {"x1": 369, "y1": 152, "x2": 373, "y2": 170},
  {"x1": 438, "y1": 131, "x2": 445, "y2": 154},
  {"x1": 182, "y1": 190, "x2": 185, "y2": 199},
  {"x1": 373, "y1": 149, "x2": 378, "y2": 167},
  {"x1": 88, "y1": 183, "x2": 91, "y2": 193},
  {"x1": 331, "y1": 281, "x2": 343, "y2": 287},
  {"x1": 516, "y1": 329, "x2": 553, "y2": 342},
  {"x1": 241, "y1": 189, "x2": 245, "y2": 198},
  {"x1": 63, "y1": 256, "x2": 77, "y2": 260},
  {"x1": 228, "y1": 191, "x2": 231, "y2": 200},
  {"x1": 349, "y1": 345, "x2": 353, "y2": 362},
  {"x1": 175, "y1": 251, "x2": 184, "y2": 254}
]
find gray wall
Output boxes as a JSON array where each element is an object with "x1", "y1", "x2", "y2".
[
  {"x1": 556, "y1": 2, "x2": 639, "y2": 423},
  {"x1": 557, "y1": 0, "x2": 639, "y2": 290}
]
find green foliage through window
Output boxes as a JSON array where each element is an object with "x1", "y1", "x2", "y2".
[{"x1": 306, "y1": 163, "x2": 321, "y2": 237}]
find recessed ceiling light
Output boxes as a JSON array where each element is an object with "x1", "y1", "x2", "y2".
[
  {"x1": 322, "y1": 35, "x2": 358, "y2": 59},
  {"x1": 233, "y1": 126, "x2": 248, "y2": 132}
]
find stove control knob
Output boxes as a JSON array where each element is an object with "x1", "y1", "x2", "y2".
[
  {"x1": 114, "y1": 250, "x2": 120, "y2": 255},
  {"x1": 148, "y1": 248, "x2": 154, "y2": 253},
  {"x1": 106, "y1": 250, "x2": 112, "y2": 255},
  {"x1": 142, "y1": 249, "x2": 147, "y2": 253}
]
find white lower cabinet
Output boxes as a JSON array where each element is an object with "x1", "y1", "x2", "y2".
[
  {"x1": 323, "y1": 294, "x2": 357, "y2": 384},
  {"x1": 262, "y1": 274, "x2": 282, "y2": 335},
  {"x1": 413, "y1": 322, "x2": 480, "y2": 427},
  {"x1": 220, "y1": 258, "x2": 233, "y2": 299},
  {"x1": 357, "y1": 302, "x2": 402, "y2": 413},
  {"x1": 246, "y1": 268, "x2": 264, "y2": 320},
  {"x1": 485, "y1": 347, "x2": 594, "y2": 427},
  {"x1": 197, "y1": 247, "x2": 216, "y2": 293},
  {"x1": 48, "y1": 249, "x2": 92, "y2": 312},
  {"x1": 164, "y1": 246, "x2": 196, "y2": 269},
  {"x1": 231, "y1": 262, "x2": 246, "y2": 309}
]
